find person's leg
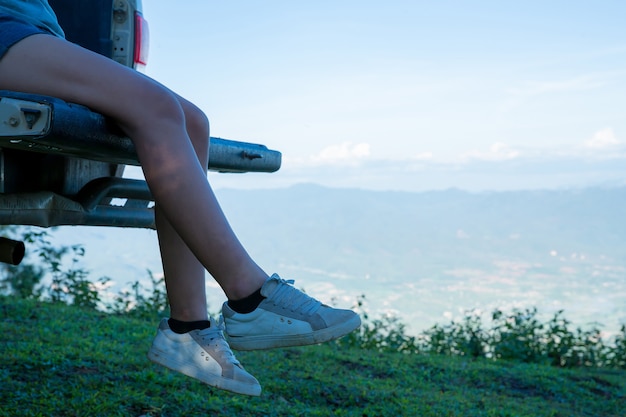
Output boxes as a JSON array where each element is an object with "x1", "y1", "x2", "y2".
[
  {"x1": 156, "y1": 205, "x2": 208, "y2": 322},
  {"x1": 0, "y1": 32, "x2": 265, "y2": 396},
  {"x1": 0, "y1": 33, "x2": 360, "y2": 361},
  {"x1": 0, "y1": 34, "x2": 268, "y2": 302},
  {"x1": 154, "y1": 95, "x2": 211, "y2": 322},
  {"x1": 155, "y1": 94, "x2": 209, "y2": 323}
]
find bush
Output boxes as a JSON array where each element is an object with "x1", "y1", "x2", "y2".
[
  {"x1": 107, "y1": 269, "x2": 170, "y2": 319},
  {"x1": 340, "y1": 298, "x2": 626, "y2": 369},
  {"x1": 490, "y1": 308, "x2": 544, "y2": 363},
  {"x1": 1, "y1": 227, "x2": 168, "y2": 318},
  {"x1": 602, "y1": 325, "x2": 626, "y2": 369},
  {"x1": 336, "y1": 294, "x2": 419, "y2": 353},
  {"x1": 419, "y1": 310, "x2": 487, "y2": 358},
  {"x1": 3, "y1": 227, "x2": 625, "y2": 369},
  {"x1": 1, "y1": 228, "x2": 100, "y2": 307}
]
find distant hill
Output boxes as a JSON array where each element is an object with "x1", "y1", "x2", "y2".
[
  {"x1": 49, "y1": 184, "x2": 626, "y2": 335},
  {"x1": 218, "y1": 184, "x2": 626, "y2": 333},
  {"x1": 216, "y1": 184, "x2": 626, "y2": 274}
]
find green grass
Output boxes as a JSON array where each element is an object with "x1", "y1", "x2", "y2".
[{"x1": 1, "y1": 297, "x2": 624, "y2": 417}]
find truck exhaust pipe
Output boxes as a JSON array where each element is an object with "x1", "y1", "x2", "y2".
[{"x1": 0, "y1": 237, "x2": 25, "y2": 265}]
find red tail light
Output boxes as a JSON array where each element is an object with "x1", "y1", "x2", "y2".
[{"x1": 134, "y1": 11, "x2": 149, "y2": 68}]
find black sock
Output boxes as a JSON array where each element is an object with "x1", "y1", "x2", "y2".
[
  {"x1": 168, "y1": 318, "x2": 211, "y2": 334},
  {"x1": 228, "y1": 288, "x2": 265, "y2": 314}
]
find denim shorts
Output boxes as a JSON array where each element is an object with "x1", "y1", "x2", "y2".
[{"x1": 0, "y1": 14, "x2": 50, "y2": 61}]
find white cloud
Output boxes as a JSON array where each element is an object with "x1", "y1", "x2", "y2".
[
  {"x1": 506, "y1": 74, "x2": 606, "y2": 97},
  {"x1": 456, "y1": 229, "x2": 470, "y2": 239},
  {"x1": 412, "y1": 151, "x2": 434, "y2": 161},
  {"x1": 461, "y1": 142, "x2": 521, "y2": 161},
  {"x1": 585, "y1": 128, "x2": 620, "y2": 149},
  {"x1": 309, "y1": 142, "x2": 371, "y2": 165}
]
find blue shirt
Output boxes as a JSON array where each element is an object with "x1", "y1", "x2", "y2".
[{"x1": 0, "y1": 0, "x2": 64, "y2": 37}]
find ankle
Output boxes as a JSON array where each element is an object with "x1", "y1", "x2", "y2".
[
  {"x1": 227, "y1": 287, "x2": 265, "y2": 314},
  {"x1": 223, "y1": 273, "x2": 268, "y2": 300},
  {"x1": 169, "y1": 307, "x2": 208, "y2": 323},
  {"x1": 168, "y1": 318, "x2": 211, "y2": 334}
]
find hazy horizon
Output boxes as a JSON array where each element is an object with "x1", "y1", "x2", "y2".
[
  {"x1": 138, "y1": 1, "x2": 626, "y2": 193},
  {"x1": 42, "y1": 184, "x2": 626, "y2": 339}
]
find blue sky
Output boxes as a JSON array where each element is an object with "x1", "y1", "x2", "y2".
[{"x1": 136, "y1": 1, "x2": 626, "y2": 191}]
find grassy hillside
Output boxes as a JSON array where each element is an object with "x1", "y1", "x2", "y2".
[{"x1": 1, "y1": 297, "x2": 624, "y2": 417}]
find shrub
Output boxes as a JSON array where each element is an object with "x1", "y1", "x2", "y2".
[
  {"x1": 490, "y1": 308, "x2": 544, "y2": 363},
  {"x1": 107, "y1": 269, "x2": 170, "y2": 319},
  {"x1": 420, "y1": 310, "x2": 487, "y2": 358},
  {"x1": 3, "y1": 226, "x2": 625, "y2": 370},
  {"x1": 337, "y1": 294, "x2": 419, "y2": 353},
  {"x1": 1, "y1": 228, "x2": 102, "y2": 308}
]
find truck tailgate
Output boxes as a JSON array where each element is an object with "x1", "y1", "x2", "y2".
[{"x1": 0, "y1": 90, "x2": 282, "y2": 173}]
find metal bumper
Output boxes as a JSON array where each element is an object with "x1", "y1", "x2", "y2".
[
  {"x1": 0, "y1": 90, "x2": 282, "y2": 173},
  {"x1": 0, "y1": 91, "x2": 282, "y2": 229}
]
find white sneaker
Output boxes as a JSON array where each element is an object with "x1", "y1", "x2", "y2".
[
  {"x1": 222, "y1": 274, "x2": 361, "y2": 351},
  {"x1": 147, "y1": 318, "x2": 261, "y2": 396}
]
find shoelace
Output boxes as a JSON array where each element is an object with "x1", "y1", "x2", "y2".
[
  {"x1": 197, "y1": 319, "x2": 240, "y2": 366},
  {"x1": 269, "y1": 278, "x2": 321, "y2": 316}
]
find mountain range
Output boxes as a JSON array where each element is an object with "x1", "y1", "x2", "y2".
[{"x1": 48, "y1": 184, "x2": 626, "y2": 337}]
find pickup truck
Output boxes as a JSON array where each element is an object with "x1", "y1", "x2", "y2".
[{"x1": 0, "y1": 0, "x2": 281, "y2": 264}]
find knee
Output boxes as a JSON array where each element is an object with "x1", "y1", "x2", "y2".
[
  {"x1": 123, "y1": 85, "x2": 186, "y2": 136},
  {"x1": 185, "y1": 103, "x2": 210, "y2": 140},
  {"x1": 183, "y1": 103, "x2": 210, "y2": 162}
]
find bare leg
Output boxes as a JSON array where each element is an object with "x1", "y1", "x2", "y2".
[
  {"x1": 156, "y1": 205, "x2": 209, "y2": 321},
  {"x1": 156, "y1": 95, "x2": 245, "y2": 322},
  {"x1": 0, "y1": 35, "x2": 268, "y2": 313},
  {"x1": 156, "y1": 96, "x2": 210, "y2": 322}
]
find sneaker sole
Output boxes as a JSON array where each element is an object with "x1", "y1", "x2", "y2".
[
  {"x1": 227, "y1": 314, "x2": 361, "y2": 351},
  {"x1": 147, "y1": 347, "x2": 262, "y2": 396}
]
